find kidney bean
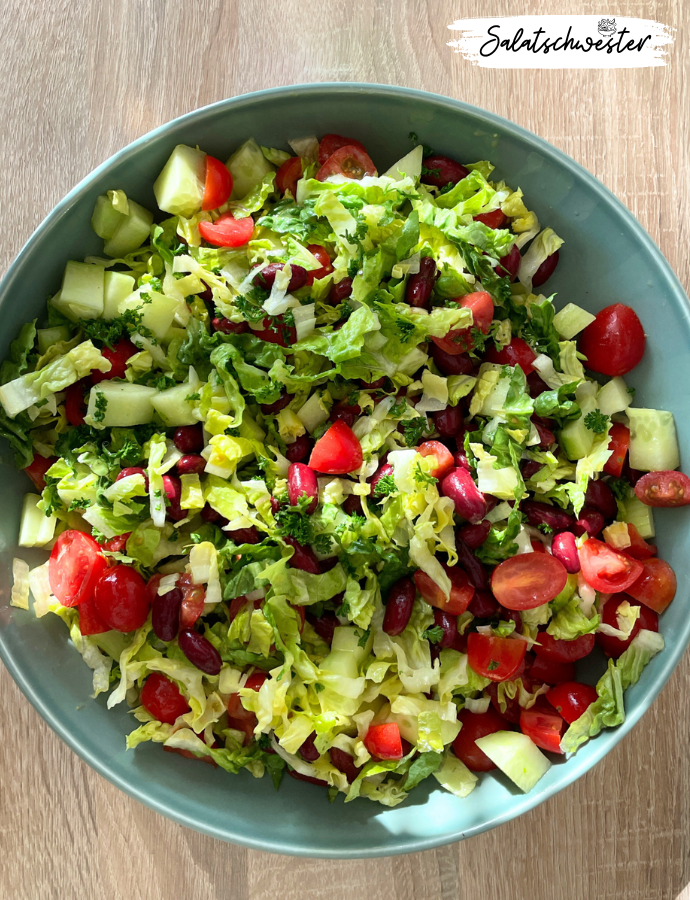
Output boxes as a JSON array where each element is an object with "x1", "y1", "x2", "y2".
[
  {"x1": 551, "y1": 531, "x2": 580, "y2": 574},
  {"x1": 458, "y1": 519, "x2": 491, "y2": 550},
  {"x1": 433, "y1": 608, "x2": 458, "y2": 649},
  {"x1": 572, "y1": 507, "x2": 605, "y2": 538},
  {"x1": 623, "y1": 461, "x2": 643, "y2": 486},
  {"x1": 260, "y1": 392, "x2": 292, "y2": 415},
  {"x1": 330, "y1": 401, "x2": 361, "y2": 428},
  {"x1": 284, "y1": 536, "x2": 320, "y2": 573},
  {"x1": 430, "y1": 343, "x2": 474, "y2": 376},
  {"x1": 369, "y1": 462, "x2": 394, "y2": 495},
  {"x1": 499, "y1": 607, "x2": 523, "y2": 632},
  {"x1": 228, "y1": 526, "x2": 260, "y2": 545},
  {"x1": 521, "y1": 460, "x2": 543, "y2": 480},
  {"x1": 178, "y1": 629, "x2": 222, "y2": 676},
  {"x1": 421, "y1": 155, "x2": 469, "y2": 189},
  {"x1": 308, "y1": 610, "x2": 339, "y2": 644},
  {"x1": 176, "y1": 454, "x2": 206, "y2": 476},
  {"x1": 405, "y1": 256, "x2": 437, "y2": 309},
  {"x1": 453, "y1": 450, "x2": 471, "y2": 471},
  {"x1": 585, "y1": 479, "x2": 617, "y2": 520},
  {"x1": 487, "y1": 682, "x2": 521, "y2": 724},
  {"x1": 201, "y1": 504, "x2": 228, "y2": 526},
  {"x1": 117, "y1": 466, "x2": 149, "y2": 491},
  {"x1": 319, "y1": 557, "x2": 339, "y2": 574},
  {"x1": 173, "y1": 424, "x2": 204, "y2": 454},
  {"x1": 527, "y1": 371, "x2": 550, "y2": 399},
  {"x1": 522, "y1": 500, "x2": 574, "y2": 533},
  {"x1": 532, "y1": 250, "x2": 559, "y2": 288},
  {"x1": 433, "y1": 405, "x2": 464, "y2": 437},
  {"x1": 299, "y1": 732, "x2": 320, "y2": 762},
  {"x1": 532, "y1": 415, "x2": 555, "y2": 448},
  {"x1": 328, "y1": 277, "x2": 354, "y2": 304},
  {"x1": 152, "y1": 588, "x2": 183, "y2": 642},
  {"x1": 440, "y1": 467, "x2": 487, "y2": 523},
  {"x1": 456, "y1": 539, "x2": 489, "y2": 590},
  {"x1": 257, "y1": 262, "x2": 308, "y2": 292},
  {"x1": 286, "y1": 435, "x2": 313, "y2": 463},
  {"x1": 360, "y1": 376, "x2": 386, "y2": 391},
  {"x1": 330, "y1": 747, "x2": 359, "y2": 783},
  {"x1": 494, "y1": 243, "x2": 521, "y2": 280},
  {"x1": 342, "y1": 494, "x2": 363, "y2": 516},
  {"x1": 382, "y1": 577, "x2": 415, "y2": 636},
  {"x1": 162, "y1": 474, "x2": 186, "y2": 521},
  {"x1": 468, "y1": 589, "x2": 500, "y2": 618},
  {"x1": 212, "y1": 317, "x2": 249, "y2": 335},
  {"x1": 287, "y1": 463, "x2": 319, "y2": 514}
]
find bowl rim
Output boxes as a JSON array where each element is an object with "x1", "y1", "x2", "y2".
[{"x1": 1, "y1": 81, "x2": 689, "y2": 858}]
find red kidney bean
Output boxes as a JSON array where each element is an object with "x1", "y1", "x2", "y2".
[
  {"x1": 430, "y1": 343, "x2": 474, "y2": 376},
  {"x1": 319, "y1": 557, "x2": 339, "y2": 574},
  {"x1": 623, "y1": 461, "x2": 643, "y2": 486},
  {"x1": 468, "y1": 589, "x2": 500, "y2": 618},
  {"x1": 201, "y1": 504, "x2": 228, "y2": 526},
  {"x1": 521, "y1": 460, "x2": 543, "y2": 480},
  {"x1": 572, "y1": 507, "x2": 605, "y2": 538},
  {"x1": 484, "y1": 495, "x2": 497, "y2": 515},
  {"x1": 212, "y1": 317, "x2": 249, "y2": 335},
  {"x1": 433, "y1": 405, "x2": 464, "y2": 437},
  {"x1": 330, "y1": 401, "x2": 361, "y2": 427},
  {"x1": 421, "y1": 155, "x2": 469, "y2": 189},
  {"x1": 532, "y1": 415, "x2": 555, "y2": 448},
  {"x1": 173, "y1": 424, "x2": 204, "y2": 454},
  {"x1": 453, "y1": 450, "x2": 471, "y2": 471},
  {"x1": 405, "y1": 257, "x2": 437, "y2": 309},
  {"x1": 456, "y1": 539, "x2": 489, "y2": 590},
  {"x1": 328, "y1": 277, "x2": 354, "y2": 304},
  {"x1": 178, "y1": 629, "x2": 222, "y2": 676},
  {"x1": 433, "y1": 608, "x2": 458, "y2": 649},
  {"x1": 494, "y1": 243, "x2": 521, "y2": 281},
  {"x1": 360, "y1": 376, "x2": 386, "y2": 391},
  {"x1": 299, "y1": 732, "x2": 320, "y2": 762},
  {"x1": 270, "y1": 496, "x2": 282, "y2": 515},
  {"x1": 152, "y1": 588, "x2": 183, "y2": 642},
  {"x1": 257, "y1": 263, "x2": 308, "y2": 291},
  {"x1": 284, "y1": 536, "x2": 320, "y2": 573},
  {"x1": 369, "y1": 462, "x2": 394, "y2": 495},
  {"x1": 330, "y1": 747, "x2": 359, "y2": 783},
  {"x1": 499, "y1": 607, "x2": 523, "y2": 632},
  {"x1": 288, "y1": 463, "x2": 318, "y2": 514},
  {"x1": 228, "y1": 526, "x2": 260, "y2": 545},
  {"x1": 440, "y1": 468, "x2": 487, "y2": 523},
  {"x1": 522, "y1": 500, "x2": 574, "y2": 533},
  {"x1": 342, "y1": 494, "x2": 363, "y2": 516},
  {"x1": 286, "y1": 435, "x2": 313, "y2": 463},
  {"x1": 260, "y1": 392, "x2": 292, "y2": 415},
  {"x1": 176, "y1": 454, "x2": 206, "y2": 476},
  {"x1": 199, "y1": 283, "x2": 213, "y2": 302},
  {"x1": 458, "y1": 519, "x2": 491, "y2": 550},
  {"x1": 585, "y1": 480, "x2": 617, "y2": 520},
  {"x1": 117, "y1": 466, "x2": 149, "y2": 491},
  {"x1": 162, "y1": 474, "x2": 186, "y2": 521},
  {"x1": 527, "y1": 371, "x2": 550, "y2": 398},
  {"x1": 382, "y1": 577, "x2": 416, "y2": 636},
  {"x1": 551, "y1": 531, "x2": 581, "y2": 574},
  {"x1": 532, "y1": 250, "x2": 559, "y2": 288},
  {"x1": 308, "y1": 610, "x2": 339, "y2": 644}
]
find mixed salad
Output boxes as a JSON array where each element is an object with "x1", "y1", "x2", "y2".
[{"x1": 3, "y1": 131, "x2": 687, "y2": 806}]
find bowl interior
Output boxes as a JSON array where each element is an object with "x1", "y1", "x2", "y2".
[{"x1": 1, "y1": 84, "x2": 689, "y2": 858}]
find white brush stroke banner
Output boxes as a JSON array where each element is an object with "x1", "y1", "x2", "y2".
[{"x1": 447, "y1": 16, "x2": 673, "y2": 68}]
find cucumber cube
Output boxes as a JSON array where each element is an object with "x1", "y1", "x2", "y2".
[
  {"x1": 118, "y1": 289, "x2": 179, "y2": 340},
  {"x1": 622, "y1": 494, "x2": 655, "y2": 539},
  {"x1": 597, "y1": 376, "x2": 631, "y2": 417},
  {"x1": 226, "y1": 138, "x2": 275, "y2": 200},
  {"x1": 37, "y1": 326, "x2": 70, "y2": 356},
  {"x1": 91, "y1": 193, "x2": 126, "y2": 240},
  {"x1": 153, "y1": 144, "x2": 206, "y2": 218},
  {"x1": 627, "y1": 408, "x2": 680, "y2": 471},
  {"x1": 85, "y1": 382, "x2": 157, "y2": 429},
  {"x1": 474, "y1": 731, "x2": 551, "y2": 792},
  {"x1": 61, "y1": 261, "x2": 104, "y2": 319},
  {"x1": 103, "y1": 271, "x2": 136, "y2": 320},
  {"x1": 18, "y1": 494, "x2": 57, "y2": 548},
  {"x1": 103, "y1": 199, "x2": 153, "y2": 258},
  {"x1": 49, "y1": 291, "x2": 78, "y2": 323},
  {"x1": 150, "y1": 381, "x2": 199, "y2": 427}
]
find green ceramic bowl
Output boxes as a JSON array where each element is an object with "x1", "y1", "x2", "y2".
[{"x1": 0, "y1": 83, "x2": 688, "y2": 858}]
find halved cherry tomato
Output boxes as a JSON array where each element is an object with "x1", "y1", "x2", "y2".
[
  {"x1": 417, "y1": 440, "x2": 454, "y2": 479},
  {"x1": 534, "y1": 631, "x2": 595, "y2": 663},
  {"x1": 527, "y1": 654, "x2": 575, "y2": 685},
  {"x1": 141, "y1": 672, "x2": 190, "y2": 724},
  {"x1": 309, "y1": 420, "x2": 363, "y2": 474},
  {"x1": 49, "y1": 530, "x2": 108, "y2": 608},
  {"x1": 546, "y1": 681, "x2": 598, "y2": 724},
  {"x1": 531, "y1": 539, "x2": 547, "y2": 553},
  {"x1": 316, "y1": 145, "x2": 376, "y2": 181},
  {"x1": 202, "y1": 156, "x2": 233, "y2": 210},
  {"x1": 634, "y1": 470, "x2": 690, "y2": 507},
  {"x1": 603, "y1": 423, "x2": 630, "y2": 477},
  {"x1": 520, "y1": 704, "x2": 565, "y2": 753},
  {"x1": 413, "y1": 564, "x2": 475, "y2": 615},
  {"x1": 622, "y1": 523, "x2": 657, "y2": 560},
  {"x1": 306, "y1": 244, "x2": 333, "y2": 285},
  {"x1": 625, "y1": 557, "x2": 676, "y2": 613},
  {"x1": 253, "y1": 315, "x2": 296, "y2": 347},
  {"x1": 318, "y1": 134, "x2": 369, "y2": 167},
  {"x1": 579, "y1": 303, "x2": 646, "y2": 376},
  {"x1": 101, "y1": 533, "x2": 131, "y2": 553},
  {"x1": 579, "y1": 538, "x2": 643, "y2": 593},
  {"x1": 430, "y1": 292, "x2": 494, "y2": 355},
  {"x1": 452, "y1": 706, "x2": 507, "y2": 772},
  {"x1": 276, "y1": 157, "x2": 303, "y2": 197},
  {"x1": 485, "y1": 337, "x2": 536, "y2": 374},
  {"x1": 77, "y1": 596, "x2": 110, "y2": 635},
  {"x1": 146, "y1": 573, "x2": 162, "y2": 606},
  {"x1": 94, "y1": 564, "x2": 150, "y2": 633},
  {"x1": 91, "y1": 338, "x2": 137, "y2": 384},
  {"x1": 596, "y1": 594, "x2": 659, "y2": 658},
  {"x1": 64, "y1": 379, "x2": 90, "y2": 426},
  {"x1": 491, "y1": 553, "x2": 568, "y2": 610},
  {"x1": 228, "y1": 594, "x2": 255, "y2": 621},
  {"x1": 180, "y1": 590, "x2": 205, "y2": 629},
  {"x1": 199, "y1": 213, "x2": 254, "y2": 248},
  {"x1": 473, "y1": 209, "x2": 507, "y2": 229},
  {"x1": 467, "y1": 633, "x2": 527, "y2": 682},
  {"x1": 227, "y1": 672, "x2": 267, "y2": 720},
  {"x1": 24, "y1": 454, "x2": 56, "y2": 491},
  {"x1": 364, "y1": 722, "x2": 403, "y2": 760}
]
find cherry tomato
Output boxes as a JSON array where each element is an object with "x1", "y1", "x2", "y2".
[
  {"x1": 534, "y1": 631, "x2": 595, "y2": 663},
  {"x1": 275, "y1": 156, "x2": 303, "y2": 197},
  {"x1": 579, "y1": 304, "x2": 646, "y2": 376},
  {"x1": 603, "y1": 423, "x2": 630, "y2": 477},
  {"x1": 318, "y1": 134, "x2": 369, "y2": 167},
  {"x1": 495, "y1": 244, "x2": 521, "y2": 281},
  {"x1": 49, "y1": 530, "x2": 108, "y2": 608},
  {"x1": 620, "y1": 523, "x2": 656, "y2": 561},
  {"x1": 24, "y1": 454, "x2": 56, "y2": 491},
  {"x1": 484, "y1": 337, "x2": 536, "y2": 373},
  {"x1": 316, "y1": 145, "x2": 376, "y2": 181},
  {"x1": 228, "y1": 594, "x2": 257, "y2": 621},
  {"x1": 91, "y1": 338, "x2": 137, "y2": 384},
  {"x1": 146, "y1": 573, "x2": 162, "y2": 605},
  {"x1": 596, "y1": 594, "x2": 659, "y2": 658},
  {"x1": 527, "y1": 654, "x2": 575, "y2": 685},
  {"x1": 579, "y1": 538, "x2": 644, "y2": 593},
  {"x1": 177, "y1": 572, "x2": 206, "y2": 629},
  {"x1": 141, "y1": 672, "x2": 190, "y2": 724},
  {"x1": 363, "y1": 722, "x2": 403, "y2": 760},
  {"x1": 625, "y1": 557, "x2": 676, "y2": 613},
  {"x1": 413, "y1": 564, "x2": 475, "y2": 615},
  {"x1": 430, "y1": 292, "x2": 494, "y2": 355},
  {"x1": 520, "y1": 705, "x2": 565, "y2": 753},
  {"x1": 546, "y1": 681, "x2": 598, "y2": 724},
  {"x1": 473, "y1": 208, "x2": 507, "y2": 229},
  {"x1": 202, "y1": 155, "x2": 233, "y2": 210},
  {"x1": 64, "y1": 379, "x2": 90, "y2": 426},
  {"x1": 417, "y1": 440, "x2": 455, "y2": 479},
  {"x1": 227, "y1": 672, "x2": 266, "y2": 720},
  {"x1": 199, "y1": 213, "x2": 254, "y2": 248},
  {"x1": 452, "y1": 706, "x2": 507, "y2": 772},
  {"x1": 491, "y1": 553, "x2": 568, "y2": 610},
  {"x1": 101, "y1": 533, "x2": 131, "y2": 553},
  {"x1": 634, "y1": 470, "x2": 690, "y2": 507},
  {"x1": 306, "y1": 244, "x2": 333, "y2": 285},
  {"x1": 467, "y1": 633, "x2": 527, "y2": 682},
  {"x1": 94, "y1": 564, "x2": 150, "y2": 632},
  {"x1": 253, "y1": 315, "x2": 296, "y2": 347},
  {"x1": 421, "y1": 155, "x2": 468, "y2": 189},
  {"x1": 308, "y1": 420, "x2": 363, "y2": 474},
  {"x1": 77, "y1": 596, "x2": 110, "y2": 635}
]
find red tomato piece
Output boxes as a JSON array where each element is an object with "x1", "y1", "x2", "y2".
[
  {"x1": 603, "y1": 423, "x2": 630, "y2": 477},
  {"x1": 473, "y1": 209, "x2": 507, "y2": 229},
  {"x1": 484, "y1": 337, "x2": 536, "y2": 373},
  {"x1": 467, "y1": 633, "x2": 527, "y2": 682},
  {"x1": 49, "y1": 530, "x2": 108, "y2": 608},
  {"x1": 579, "y1": 538, "x2": 644, "y2": 593},
  {"x1": 180, "y1": 590, "x2": 205, "y2": 629},
  {"x1": 78, "y1": 596, "x2": 110, "y2": 635},
  {"x1": 520, "y1": 705, "x2": 565, "y2": 753},
  {"x1": 202, "y1": 155, "x2": 233, "y2": 210},
  {"x1": 64, "y1": 379, "x2": 90, "y2": 426},
  {"x1": 430, "y1": 292, "x2": 494, "y2": 355},
  {"x1": 141, "y1": 672, "x2": 190, "y2": 724},
  {"x1": 276, "y1": 157, "x2": 303, "y2": 197},
  {"x1": 253, "y1": 315, "x2": 297, "y2": 347},
  {"x1": 491, "y1": 553, "x2": 568, "y2": 610},
  {"x1": 101, "y1": 533, "x2": 131, "y2": 553},
  {"x1": 91, "y1": 338, "x2": 137, "y2": 384},
  {"x1": 596, "y1": 594, "x2": 659, "y2": 658},
  {"x1": 199, "y1": 213, "x2": 254, "y2": 248},
  {"x1": 622, "y1": 523, "x2": 657, "y2": 560},
  {"x1": 625, "y1": 557, "x2": 676, "y2": 613},
  {"x1": 305, "y1": 244, "x2": 333, "y2": 285},
  {"x1": 24, "y1": 453, "x2": 56, "y2": 491},
  {"x1": 579, "y1": 303, "x2": 646, "y2": 376},
  {"x1": 546, "y1": 681, "x2": 598, "y2": 724},
  {"x1": 308, "y1": 420, "x2": 363, "y2": 474},
  {"x1": 318, "y1": 134, "x2": 369, "y2": 167},
  {"x1": 94, "y1": 564, "x2": 150, "y2": 632},
  {"x1": 364, "y1": 722, "x2": 403, "y2": 760},
  {"x1": 634, "y1": 470, "x2": 690, "y2": 507},
  {"x1": 417, "y1": 440, "x2": 455, "y2": 479},
  {"x1": 226, "y1": 672, "x2": 266, "y2": 720},
  {"x1": 413, "y1": 564, "x2": 475, "y2": 616},
  {"x1": 527, "y1": 654, "x2": 576, "y2": 685},
  {"x1": 534, "y1": 632, "x2": 595, "y2": 663},
  {"x1": 452, "y1": 706, "x2": 508, "y2": 772},
  {"x1": 315, "y1": 145, "x2": 376, "y2": 181}
]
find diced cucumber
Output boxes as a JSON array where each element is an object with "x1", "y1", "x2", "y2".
[
  {"x1": 627, "y1": 408, "x2": 680, "y2": 471},
  {"x1": 151, "y1": 377, "x2": 200, "y2": 427},
  {"x1": 238, "y1": 412, "x2": 266, "y2": 442},
  {"x1": 622, "y1": 494, "x2": 655, "y2": 539},
  {"x1": 60, "y1": 261, "x2": 104, "y2": 319},
  {"x1": 85, "y1": 382, "x2": 157, "y2": 429},
  {"x1": 296, "y1": 392, "x2": 330, "y2": 433},
  {"x1": 226, "y1": 138, "x2": 275, "y2": 200},
  {"x1": 91, "y1": 193, "x2": 126, "y2": 240},
  {"x1": 18, "y1": 494, "x2": 56, "y2": 548},
  {"x1": 103, "y1": 199, "x2": 153, "y2": 258},
  {"x1": 553, "y1": 303, "x2": 596, "y2": 339},
  {"x1": 49, "y1": 291, "x2": 78, "y2": 323},
  {"x1": 153, "y1": 144, "x2": 206, "y2": 218},
  {"x1": 331, "y1": 625, "x2": 371, "y2": 664},
  {"x1": 474, "y1": 731, "x2": 551, "y2": 792},
  {"x1": 597, "y1": 376, "x2": 631, "y2": 417},
  {"x1": 37, "y1": 326, "x2": 70, "y2": 356},
  {"x1": 103, "y1": 271, "x2": 136, "y2": 320},
  {"x1": 559, "y1": 391, "x2": 597, "y2": 460},
  {"x1": 320, "y1": 649, "x2": 359, "y2": 680},
  {"x1": 117, "y1": 289, "x2": 179, "y2": 340}
]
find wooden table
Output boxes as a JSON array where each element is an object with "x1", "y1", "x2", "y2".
[{"x1": 0, "y1": 1, "x2": 687, "y2": 897}]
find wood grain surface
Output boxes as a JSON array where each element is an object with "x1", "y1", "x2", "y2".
[{"x1": 0, "y1": 1, "x2": 687, "y2": 898}]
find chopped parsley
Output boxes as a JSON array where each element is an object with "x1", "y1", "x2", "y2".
[
  {"x1": 373, "y1": 474, "x2": 397, "y2": 498},
  {"x1": 402, "y1": 416, "x2": 430, "y2": 448},
  {"x1": 422, "y1": 625, "x2": 444, "y2": 644},
  {"x1": 584, "y1": 409, "x2": 610, "y2": 434},
  {"x1": 413, "y1": 461, "x2": 438, "y2": 486},
  {"x1": 93, "y1": 391, "x2": 108, "y2": 423}
]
